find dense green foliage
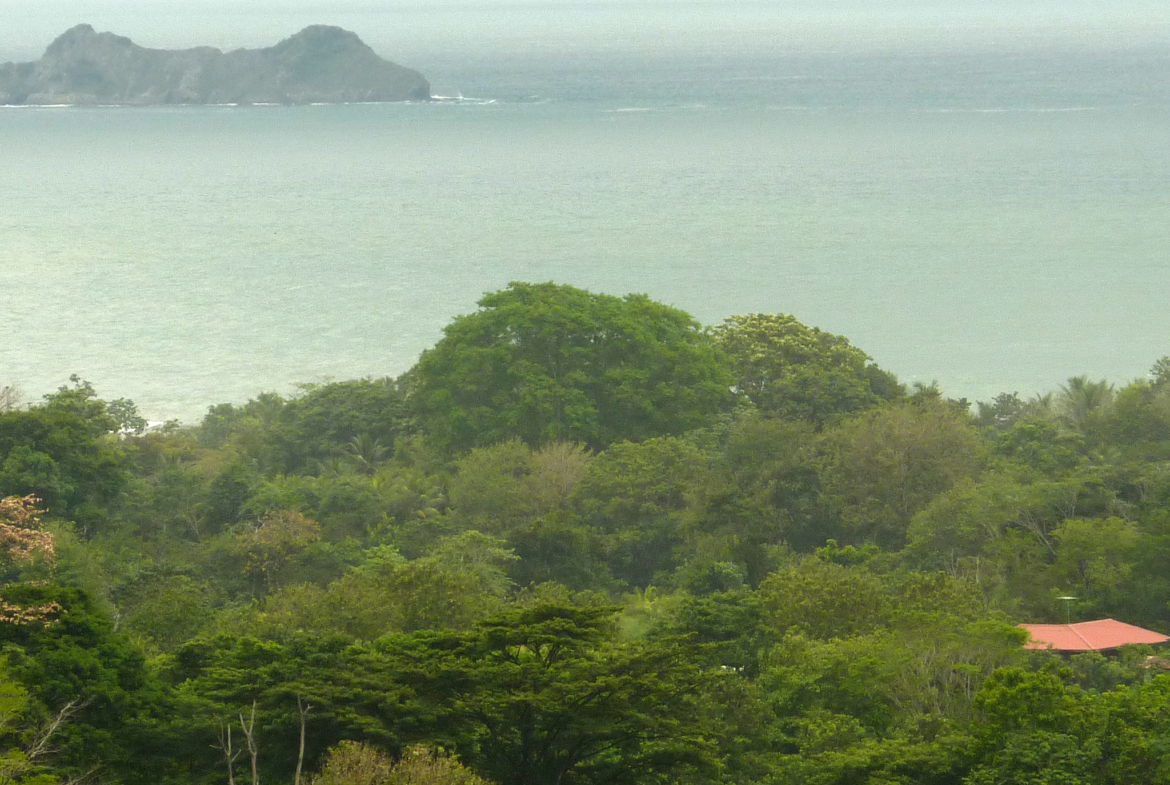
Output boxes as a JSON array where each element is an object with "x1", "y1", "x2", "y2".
[
  {"x1": 412, "y1": 283, "x2": 734, "y2": 452},
  {"x1": 4, "y1": 282, "x2": 1170, "y2": 784},
  {"x1": 711, "y1": 313, "x2": 901, "y2": 424}
]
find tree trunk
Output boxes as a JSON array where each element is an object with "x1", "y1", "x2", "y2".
[
  {"x1": 294, "y1": 696, "x2": 313, "y2": 785},
  {"x1": 240, "y1": 702, "x2": 260, "y2": 785}
]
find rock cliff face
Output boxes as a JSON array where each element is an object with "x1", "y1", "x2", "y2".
[{"x1": 0, "y1": 25, "x2": 430, "y2": 105}]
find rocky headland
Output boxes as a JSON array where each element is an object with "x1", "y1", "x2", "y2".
[{"x1": 0, "y1": 25, "x2": 430, "y2": 105}]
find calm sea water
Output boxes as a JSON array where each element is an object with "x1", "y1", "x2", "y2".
[{"x1": 3, "y1": 30, "x2": 1170, "y2": 422}]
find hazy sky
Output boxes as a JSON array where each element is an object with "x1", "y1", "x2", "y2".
[{"x1": 4, "y1": 0, "x2": 1170, "y2": 62}]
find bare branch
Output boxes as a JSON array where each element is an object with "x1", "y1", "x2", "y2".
[
  {"x1": 239, "y1": 701, "x2": 260, "y2": 785},
  {"x1": 59, "y1": 766, "x2": 103, "y2": 785},
  {"x1": 26, "y1": 698, "x2": 90, "y2": 761},
  {"x1": 0, "y1": 385, "x2": 22, "y2": 413},
  {"x1": 216, "y1": 722, "x2": 243, "y2": 785}
]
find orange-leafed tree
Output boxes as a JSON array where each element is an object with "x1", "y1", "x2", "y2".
[{"x1": 0, "y1": 495, "x2": 61, "y2": 625}]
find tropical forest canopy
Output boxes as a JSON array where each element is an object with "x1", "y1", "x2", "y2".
[{"x1": 4, "y1": 281, "x2": 1170, "y2": 785}]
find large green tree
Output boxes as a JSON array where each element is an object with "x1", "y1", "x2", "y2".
[
  {"x1": 710, "y1": 313, "x2": 902, "y2": 425},
  {"x1": 0, "y1": 585, "x2": 170, "y2": 785},
  {"x1": 173, "y1": 603, "x2": 721, "y2": 785},
  {"x1": 265, "y1": 379, "x2": 409, "y2": 475},
  {"x1": 410, "y1": 283, "x2": 733, "y2": 452},
  {"x1": 386, "y1": 603, "x2": 721, "y2": 785},
  {"x1": 818, "y1": 400, "x2": 988, "y2": 549},
  {"x1": 0, "y1": 412, "x2": 126, "y2": 530},
  {"x1": 571, "y1": 437, "x2": 710, "y2": 587}
]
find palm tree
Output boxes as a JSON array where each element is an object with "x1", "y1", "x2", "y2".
[
  {"x1": 315, "y1": 456, "x2": 353, "y2": 478},
  {"x1": 1057, "y1": 376, "x2": 1113, "y2": 432},
  {"x1": 1152, "y1": 356, "x2": 1170, "y2": 387},
  {"x1": 1021, "y1": 392, "x2": 1055, "y2": 420},
  {"x1": 343, "y1": 434, "x2": 389, "y2": 476}
]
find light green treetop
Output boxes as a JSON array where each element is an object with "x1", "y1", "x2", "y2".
[{"x1": 710, "y1": 313, "x2": 902, "y2": 424}]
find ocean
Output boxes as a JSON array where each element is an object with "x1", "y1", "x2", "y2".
[{"x1": 3, "y1": 9, "x2": 1170, "y2": 422}]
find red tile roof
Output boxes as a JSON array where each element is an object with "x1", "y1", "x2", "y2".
[{"x1": 1018, "y1": 619, "x2": 1170, "y2": 652}]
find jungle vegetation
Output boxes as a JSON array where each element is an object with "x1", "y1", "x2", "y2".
[{"x1": 4, "y1": 282, "x2": 1170, "y2": 785}]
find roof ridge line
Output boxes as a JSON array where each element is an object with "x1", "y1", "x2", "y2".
[{"x1": 1067, "y1": 622, "x2": 1095, "y2": 650}]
